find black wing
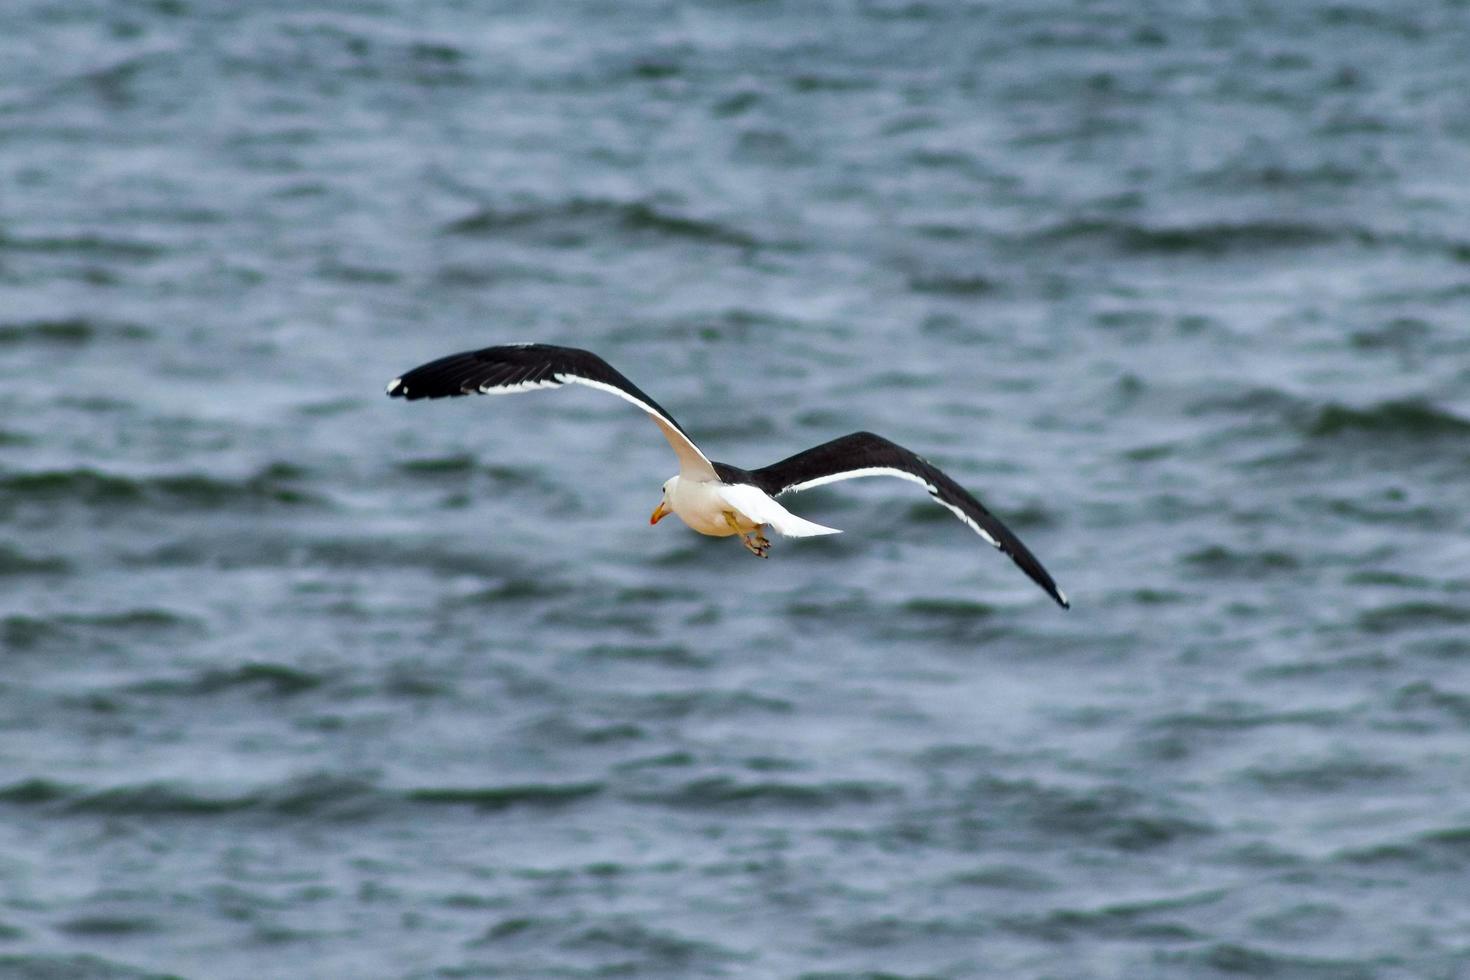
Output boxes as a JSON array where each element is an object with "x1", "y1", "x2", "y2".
[
  {"x1": 387, "y1": 344, "x2": 715, "y2": 478},
  {"x1": 747, "y1": 431, "x2": 1069, "y2": 608}
]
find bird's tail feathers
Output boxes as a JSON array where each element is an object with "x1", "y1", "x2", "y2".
[
  {"x1": 715, "y1": 484, "x2": 842, "y2": 538},
  {"x1": 768, "y1": 510, "x2": 843, "y2": 537}
]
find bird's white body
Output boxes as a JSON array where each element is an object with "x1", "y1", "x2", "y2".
[{"x1": 661, "y1": 475, "x2": 841, "y2": 539}]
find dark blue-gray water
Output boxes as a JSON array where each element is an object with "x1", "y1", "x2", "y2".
[{"x1": 4, "y1": 2, "x2": 1470, "y2": 977}]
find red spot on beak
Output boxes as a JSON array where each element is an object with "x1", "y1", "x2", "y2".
[{"x1": 650, "y1": 501, "x2": 672, "y2": 525}]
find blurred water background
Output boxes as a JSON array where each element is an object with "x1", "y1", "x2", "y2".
[{"x1": 4, "y1": 1, "x2": 1470, "y2": 977}]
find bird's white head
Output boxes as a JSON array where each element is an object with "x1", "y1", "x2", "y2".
[{"x1": 650, "y1": 476, "x2": 678, "y2": 525}]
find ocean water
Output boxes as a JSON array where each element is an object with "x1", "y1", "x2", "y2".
[{"x1": 4, "y1": 1, "x2": 1470, "y2": 977}]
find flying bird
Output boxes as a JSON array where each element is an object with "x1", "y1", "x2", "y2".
[{"x1": 387, "y1": 344, "x2": 1068, "y2": 608}]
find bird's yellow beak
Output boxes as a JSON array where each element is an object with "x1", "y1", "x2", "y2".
[{"x1": 650, "y1": 501, "x2": 672, "y2": 525}]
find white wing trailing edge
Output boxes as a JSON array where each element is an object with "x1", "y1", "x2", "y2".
[{"x1": 386, "y1": 344, "x2": 716, "y2": 480}]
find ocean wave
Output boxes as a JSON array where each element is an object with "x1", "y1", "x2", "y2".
[
  {"x1": 1026, "y1": 218, "x2": 1341, "y2": 255},
  {"x1": 1186, "y1": 384, "x2": 1304, "y2": 420},
  {"x1": 1304, "y1": 399, "x2": 1470, "y2": 439},
  {"x1": 629, "y1": 775, "x2": 897, "y2": 810},
  {"x1": 611, "y1": 689, "x2": 795, "y2": 721},
  {"x1": 1336, "y1": 822, "x2": 1470, "y2": 870},
  {"x1": 1182, "y1": 544, "x2": 1302, "y2": 577},
  {"x1": 298, "y1": 538, "x2": 519, "y2": 578},
  {"x1": 1307, "y1": 493, "x2": 1449, "y2": 531},
  {"x1": 407, "y1": 782, "x2": 602, "y2": 811},
  {"x1": 1358, "y1": 602, "x2": 1470, "y2": 635},
  {"x1": 2, "y1": 609, "x2": 200, "y2": 653},
  {"x1": 1243, "y1": 757, "x2": 1406, "y2": 794},
  {"x1": 442, "y1": 198, "x2": 763, "y2": 250},
  {"x1": 522, "y1": 716, "x2": 646, "y2": 746},
  {"x1": 1391, "y1": 681, "x2": 1470, "y2": 727},
  {"x1": 455, "y1": 576, "x2": 576, "y2": 604},
  {"x1": 1252, "y1": 651, "x2": 1396, "y2": 680},
  {"x1": 0, "y1": 463, "x2": 319, "y2": 512},
  {"x1": 606, "y1": 307, "x2": 814, "y2": 345},
  {"x1": 900, "y1": 597, "x2": 999, "y2": 618},
  {"x1": 0, "y1": 954, "x2": 163, "y2": 980},
  {"x1": 558, "y1": 919, "x2": 744, "y2": 969},
  {"x1": 1135, "y1": 706, "x2": 1352, "y2": 764},
  {"x1": 1001, "y1": 889, "x2": 1223, "y2": 943},
  {"x1": 1011, "y1": 217, "x2": 1470, "y2": 266},
  {"x1": 921, "y1": 774, "x2": 1216, "y2": 853},
  {"x1": 126, "y1": 662, "x2": 326, "y2": 699},
  {"x1": 0, "y1": 544, "x2": 69, "y2": 575},
  {"x1": 1146, "y1": 703, "x2": 1348, "y2": 736},
  {"x1": 1, "y1": 774, "x2": 606, "y2": 821},
  {"x1": 0, "y1": 775, "x2": 385, "y2": 820},
  {"x1": 908, "y1": 273, "x2": 999, "y2": 296},
  {"x1": 128, "y1": 533, "x2": 556, "y2": 583},
  {"x1": 63, "y1": 782, "x2": 259, "y2": 817},
  {"x1": 1196, "y1": 158, "x2": 1380, "y2": 190},
  {"x1": 57, "y1": 915, "x2": 161, "y2": 937},
  {"x1": 783, "y1": 591, "x2": 1013, "y2": 645},
  {"x1": 0, "y1": 316, "x2": 150, "y2": 345},
  {"x1": 944, "y1": 864, "x2": 1058, "y2": 892},
  {"x1": 393, "y1": 453, "x2": 478, "y2": 475},
  {"x1": 0, "y1": 230, "x2": 167, "y2": 262},
  {"x1": 232, "y1": 19, "x2": 474, "y2": 90},
  {"x1": 389, "y1": 457, "x2": 580, "y2": 501},
  {"x1": 0, "y1": 778, "x2": 70, "y2": 805},
  {"x1": 579, "y1": 643, "x2": 709, "y2": 668},
  {"x1": 469, "y1": 914, "x2": 560, "y2": 945},
  {"x1": 1156, "y1": 943, "x2": 1378, "y2": 979},
  {"x1": 1191, "y1": 388, "x2": 1470, "y2": 450}
]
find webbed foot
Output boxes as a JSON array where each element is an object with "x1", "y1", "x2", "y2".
[
  {"x1": 723, "y1": 512, "x2": 771, "y2": 558},
  {"x1": 741, "y1": 530, "x2": 771, "y2": 559}
]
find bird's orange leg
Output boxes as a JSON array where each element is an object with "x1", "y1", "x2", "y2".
[{"x1": 724, "y1": 512, "x2": 771, "y2": 558}]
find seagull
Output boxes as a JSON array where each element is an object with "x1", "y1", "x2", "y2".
[{"x1": 387, "y1": 344, "x2": 1069, "y2": 608}]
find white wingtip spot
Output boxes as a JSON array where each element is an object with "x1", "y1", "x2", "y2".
[{"x1": 386, "y1": 378, "x2": 403, "y2": 395}]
